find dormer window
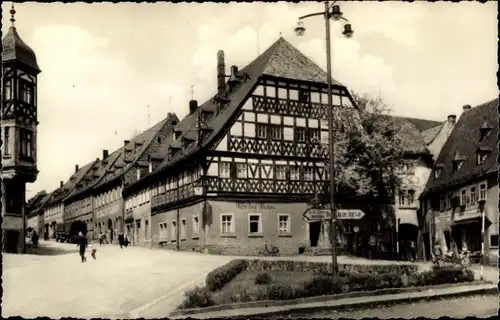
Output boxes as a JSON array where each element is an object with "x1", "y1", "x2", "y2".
[
  {"x1": 476, "y1": 147, "x2": 492, "y2": 165},
  {"x1": 434, "y1": 165, "x2": 443, "y2": 179},
  {"x1": 452, "y1": 152, "x2": 466, "y2": 173},
  {"x1": 452, "y1": 160, "x2": 464, "y2": 172},
  {"x1": 477, "y1": 153, "x2": 488, "y2": 165},
  {"x1": 479, "y1": 120, "x2": 492, "y2": 141}
]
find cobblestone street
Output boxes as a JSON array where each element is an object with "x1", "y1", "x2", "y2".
[
  {"x1": 2, "y1": 241, "x2": 232, "y2": 318},
  {"x1": 3, "y1": 241, "x2": 498, "y2": 318}
]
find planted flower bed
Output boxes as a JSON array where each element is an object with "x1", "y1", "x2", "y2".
[{"x1": 178, "y1": 259, "x2": 475, "y2": 310}]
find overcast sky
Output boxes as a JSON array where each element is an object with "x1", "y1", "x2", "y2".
[{"x1": 1, "y1": 2, "x2": 497, "y2": 199}]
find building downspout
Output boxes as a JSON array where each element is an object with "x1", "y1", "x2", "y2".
[{"x1": 176, "y1": 175, "x2": 180, "y2": 251}]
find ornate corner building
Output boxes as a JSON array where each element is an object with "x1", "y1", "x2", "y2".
[{"x1": 1, "y1": 5, "x2": 41, "y2": 253}]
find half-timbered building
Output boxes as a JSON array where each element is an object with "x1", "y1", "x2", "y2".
[
  {"x1": 63, "y1": 149, "x2": 122, "y2": 238},
  {"x1": 123, "y1": 37, "x2": 365, "y2": 255},
  {"x1": 89, "y1": 113, "x2": 179, "y2": 244},
  {"x1": 1, "y1": 6, "x2": 42, "y2": 252},
  {"x1": 123, "y1": 37, "x2": 452, "y2": 256},
  {"x1": 43, "y1": 161, "x2": 97, "y2": 238},
  {"x1": 26, "y1": 190, "x2": 49, "y2": 237},
  {"x1": 420, "y1": 99, "x2": 498, "y2": 264}
]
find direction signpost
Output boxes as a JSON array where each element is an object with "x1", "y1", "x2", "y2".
[
  {"x1": 304, "y1": 208, "x2": 366, "y2": 222},
  {"x1": 303, "y1": 208, "x2": 332, "y2": 222}
]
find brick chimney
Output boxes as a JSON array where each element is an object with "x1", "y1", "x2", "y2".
[
  {"x1": 60, "y1": 181, "x2": 64, "y2": 188},
  {"x1": 462, "y1": 104, "x2": 471, "y2": 112},
  {"x1": 102, "y1": 149, "x2": 109, "y2": 159},
  {"x1": 75, "y1": 164, "x2": 79, "y2": 173},
  {"x1": 189, "y1": 100, "x2": 198, "y2": 115},
  {"x1": 217, "y1": 50, "x2": 226, "y2": 96}
]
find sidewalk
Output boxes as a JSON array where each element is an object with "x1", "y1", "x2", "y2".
[{"x1": 170, "y1": 283, "x2": 497, "y2": 319}]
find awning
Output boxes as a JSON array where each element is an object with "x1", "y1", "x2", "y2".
[{"x1": 396, "y1": 209, "x2": 419, "y2": 227}]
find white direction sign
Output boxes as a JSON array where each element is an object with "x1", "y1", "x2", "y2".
[
  {"x1": 303, "y1": 209, "x2": 332, "y2": 222},
  {"x1": 336, "y1": 209, "x2": 365, "y2": 220}
]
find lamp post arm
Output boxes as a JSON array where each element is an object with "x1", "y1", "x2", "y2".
[{"x1": 298, "y1": 11, "x2": 325, "y2": 20}]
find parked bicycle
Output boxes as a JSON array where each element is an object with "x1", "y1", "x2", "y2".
[{"x1": 433, "y1": 249, "x2": 470, "y2": 267}]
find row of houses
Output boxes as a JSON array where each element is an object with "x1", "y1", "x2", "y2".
[{"x1": 26, "y1": 37, "x2": 498, "y2": 261}]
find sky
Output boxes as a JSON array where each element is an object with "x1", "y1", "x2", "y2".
[{"x1": 1, "y1": 1, "x2": 497, "y2": 199}]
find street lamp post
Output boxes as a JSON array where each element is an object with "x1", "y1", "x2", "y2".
[{"x1": 295, "y1": 1, "x2": 353, "y2": 277}]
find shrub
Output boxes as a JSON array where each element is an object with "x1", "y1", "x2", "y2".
[
  {"x1": 247, "y1": 259, "x2": 419, "y2": 276},
  {"x1": 229, "y1": 285, "x2": 253, "y2": 303},
  {"x1": 206, "y1": 259, "x2": 249, "y2": 292},
  {"x1": 265, "y1": 283, "x2": 305, "y2": 300},
  {"x1": 255, "y1": 272, "x2": 273, "y2": 285},
  {"x1": 179, "y1": 286, "x2": 215, "y2": 309},
  {"x1": 417, "y1": 266, "x2": 475, "y2": 286},
  {"x1": 303, "y1": 275, "x2": 349, "y2": 297}
]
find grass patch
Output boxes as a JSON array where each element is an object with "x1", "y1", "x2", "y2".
[
  {"x1": 178, "y1": 259, "x2": 476, "y2": 310},
  {"x1": 213, "y1": 270, "x2": 315, "y2": 304}
]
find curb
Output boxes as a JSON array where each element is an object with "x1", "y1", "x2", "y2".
[
  {"x1": 172, "y1": 284, "x2": 498, "y2": 319},
  {"x1": 170, "y1": 280, "x2": 491, "y2": 317},
  {"x1": 243, "y1": 285, "x2": 499, "y2": 319}
]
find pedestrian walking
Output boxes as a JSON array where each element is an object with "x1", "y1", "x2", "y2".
[
  {"x1": 124, "y1": 234, "x2": 129, "y2": 248},
  {"x1": 31, "y1": 231, "x2": 39, "y2": 248},
  {"x1": 76, "y1": 232, "x2": 87, "y2": 263},
  {"x1": 90, "y1": 240, "x2": 97, "y2": 260},
  {"x1": 98, "y1": 232, "x2": 103, "y2": 247},
  {"x1": 118, "y1": 233, "x2": 124, "y2": 249}
]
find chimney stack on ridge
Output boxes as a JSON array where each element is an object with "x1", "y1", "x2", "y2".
[{"x1": 217, "y1": 50, "x2": 226, "y2": 96}]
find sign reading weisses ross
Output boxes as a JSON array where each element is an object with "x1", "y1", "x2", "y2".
[{"x1": 303, "y1": 209, "x2": 366, "y2": 222}]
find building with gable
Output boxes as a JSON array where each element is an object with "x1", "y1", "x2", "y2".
[
  {"x1": 1, "y1": 5, "x2": 42, "y2": 253},
  {"x1": 123, "y1": 37, "x2": 449, "y2": 256},
  {"x1": 43, "y1": 160, "x2": 98, "y2": 239},
  {"x1": 60, "y1": 113, "x2": 179, "y2": 243},
  {"x1": 420, "y1": 99, "x2": 498, "y2": 264},
  {"x1": 26, "y1": 190, "x2": 49, "y2": 236}
]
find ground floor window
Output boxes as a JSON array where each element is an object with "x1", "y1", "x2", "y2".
[
  {"x1": 278, "y1": 214, "x2": 290, "y2": 233},
  {"x1": 490, "y1": 234, "x2": 499, "y2": 248},
  {"x1": 181, "y1": 219, "x2": 187, "y2": 240},
  {"x1": 192, "y1": 215, "x2": 200, "y2": 237},
  {"x1": 171, "y1": 221, "x2": 177, "y2": 241},
  {"x1": 221, "y1": 213, "x2": 234, "y2": 233},
  {"x1": 248, "y1": 214, "x2": 262, "y2": 234},
  {"x1": 159, "y1": 222, "x2": 168, "y2": 241}
]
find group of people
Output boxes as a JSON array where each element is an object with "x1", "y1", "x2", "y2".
[
  {"x1": 118, "y1": 233, "x2": 130, "y2": 248},
  {"x1": 76, "y1": 232, "x2": 132, "y2": 263},
  {"x1": 76, "y1": 232, "x2": 97, "y2": 263}
]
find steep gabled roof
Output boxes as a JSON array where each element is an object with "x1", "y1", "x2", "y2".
[
  {"x1": 26, "y1": 190, "x2": 48, "y2": 216},
  {"x1": 64, "y1": 148, "x2": 123, "y2": 202},
  {"x1": 29, "y1": 191, "x2": 52, "y2": 217},
  {"x1": 124, "y1": 37, "x2": 353, "y2": 194},
  {"x1": 422, "y1": 123, "x2": 444, "y2": 145},
  {"x1": 398, "y1": 116, "x2": 442, "y2": 132},
  {"x1": 422, "y1": 98, "x2": 498, "y2": 195},
  {"x1": 45, "y1": 160, "x2": 97, "y2": 207},
  {"x1": 93, "y1": 116, "x2": 171, "y2": 190}
]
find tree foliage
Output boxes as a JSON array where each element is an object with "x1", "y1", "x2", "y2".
[{"x1": 320, "y1": 92, "x2": 408, "y2": 203}]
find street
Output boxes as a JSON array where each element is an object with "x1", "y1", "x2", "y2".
[
  {"x1": 288, "y1": 294, "x2": 498, "y2": 319},
  {"x1": 2, "y1": 241, "x2": 498, "y2": 318},
  {"x1": 2, "y1": 241, "x2": 232, "y2": 318}
]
